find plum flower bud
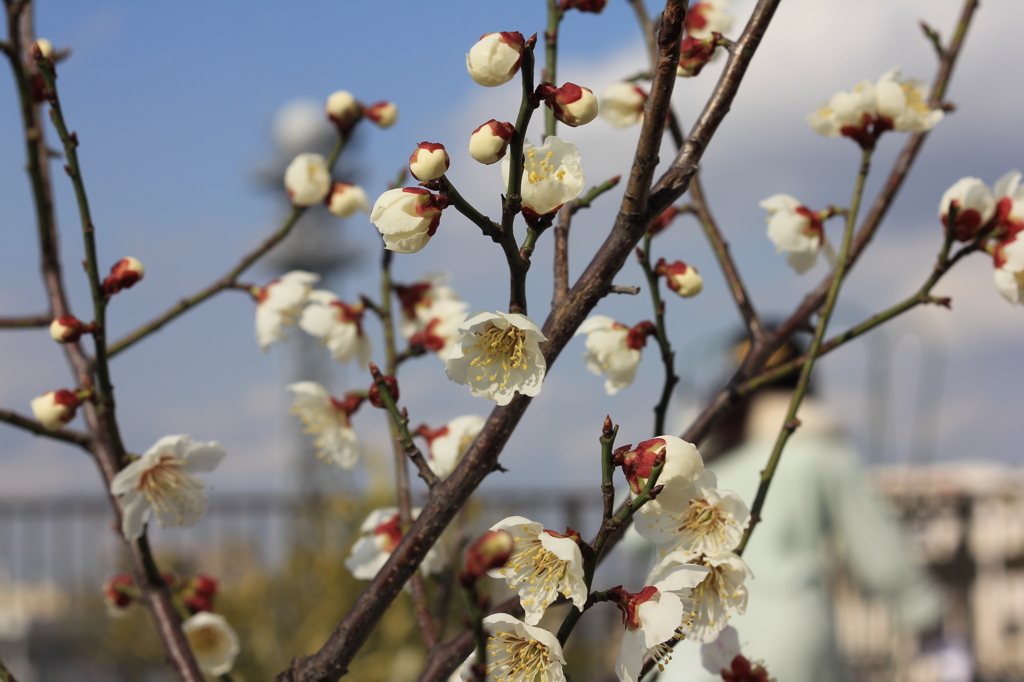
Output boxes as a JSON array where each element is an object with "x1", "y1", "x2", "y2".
[
  {"x1": 600, "y1": 82, "x2": 647, "y2": 128},
  {"x1": 994, "y1": 229, "x2": 1024, "y2": 305},
  {"x1": 102, "y1": 574, "x2": 136, "y2": 615},
  {"x1": 102, "y1": 257, "x2": 145, "y2": 296},
  {"x1": 938, "y1": 177, "x2": 996, "y2": 242},
  {"x1": 462, "y1": 529, "x2": 514, "y2": 584},
  {"x1": 370, "y1": 187, "x2": 449, "y2": 254},
  {"x1": 284, "y1": 153, "x2": 331, "y2": 206},
  {"x1": 622, "y1": 436, "x2": 705, "y2": 514},
  {"x1": 537, "y1": 82, "x2": 599, "y2": 127},
  {"x1": 50, "y1": 315, "x2": 87, "y2": 343},
  {"x1": 364, "y1": 101, "x2": 398, "y2": 128},
  {"x1": 656, "y1": 259, "x2": 704, "y2": 298},
  {"x1": 561, "y1": 0, "x2": 607, "y2": 11},
  {"x1": 649, "y1": 205, "x2": 680, "y2": 235},
  {"x1": 685, "y1": 0, "x2": 734, "y2": 40},
  {"x1": 466, "y1": 32, "x2": 525, "y2": 87},
  {"x1": 31, "y1": 389, "x2": 80, "y2": 431},
  {"x1": 469, "y1": 119, "x2": 515, "y2": 164},
  {"x1": 325, "y1": 182, "x2": 369, "y2": 218},
  {"x1": 761, "y1": 194, "x2": 833, "y2": 274},
  {"x1": 677, "y1": 35, "x2": 718, "y2": 78},
  {"x1": 33, "y1": 39, "x2": 54, "y2": 60},
  {"x1": 182, "y1": 612, "x2": 240, "y2": 676},
  {"x1": 408, "y1": 142, "x2": 450, "y2": 182},
  {"x1": 368, "y1": 373, "x2": 400, "y2": 408},
  {"x1": 325, "y1": 90, "x2": 361, "y2": 133}
]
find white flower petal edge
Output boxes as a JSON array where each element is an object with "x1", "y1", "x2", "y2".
[
  {"x1": 345, "y1": 507, "x2": 445, "y2": 581},
  {"x1": 488, "y1": 516, "x2": 587, "y2": 625},
  {"x1": 428, "y1": 414, "x2": 486, "y2": 478},
  {"x1": 501, "y1": 137, "x2": 585, "y2": 217},
  {"x1": 575, "y1": 315, "x2": 643, "y2": 395},
  {"x1": 110, "y1": 435, "x2": 226, "y2": 541},
  {"x1": 287, "y1": 381, "x2": 360, "y2": 469},
  {"x1": 255, "y1": 270, "x2": 320, "y2": 350},
  {"x1": 701, "y1": 626, "x2": 742, "y2": 677},
  {"x1": 182, "y1": 611, "x2": 240, "y2": 676},
  {"x1": 298, "y1": 290, "x2": 372, "y2": 366},
  {"x1": 445, "y1": 310, "x2": 547, "y2": 406},
  {"x1": 458, "y1": 613, "x2": 566, "y2": 682}
]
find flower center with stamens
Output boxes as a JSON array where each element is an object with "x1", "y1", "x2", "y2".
[
  {"x1": 487, "y1": 630, "x2": 556, "y2": 681},
  {"x1": 136, "y1": 455, "x2": 206, "y2": 527},
  {"x1": 525, "y1": 149, "x2": 567, "y2": 185},
  {"x1": 674, "y1": 499, "x2": 730, "y2": 549},
  {"x1": 186, "y1": 624, "x2": 226, "y2": 656},
  {"x1": 650, "y1": 638, "x2": 680, "y2": 672},
  {"x1": 502, "y1": 537, "x2": 570, "y2": 608},
  {"x1": 901, "y1": 81, "x2": 930, "y2": 116},
  {"x1": 469, "y1": 324, "x2": 528, "y2": 389}
]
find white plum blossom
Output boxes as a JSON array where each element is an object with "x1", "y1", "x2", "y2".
[
  {"x1": 445, "y1": 310, "x2": 547, "y2": 406},
  {"x1": 182, "y1": 611, "x2": 240, "y2": 676},
  {"x1": 417, "y1": 414, "x2": 486, "y2": 479},
  {"x1": 394, "y1": 274, "x2": 469, "y2": 359},
  {"x1": 575, "y1": 315, "x2": 653, "y2": 395},
  {"x1": 469, "y1": 119, "x2": 515, "y2": 164},
  {"x1": 326, "y1": 181, "x2": 370, "y2": 218},
  {"x1": 600, "y1": 82, "x2": 647, "y2": 128},
  {"x1": 466, "y1": 32, "x2": 525, "y2": 87},
  {"x1": 701, "y1": 626, "x2": 743, "y2": 678},
  {"x1": 409, "y1": 141, "x2": 450, "y2": 182},
  {"x1": 760, "y1": 194, "x2": 834, "y2": 274},
  {"x1": 287, "y1": 381, "x2": 362, "y2": 469},
  {"x1": 938, "y1": 177, "x2": 996, "y2": 241},
  {"x1": 874, "y1": 68, "x2": 944, "y2": 133},
  {"x1": 685, "y1": 0, "x2": 733, "y2": 39},
  {"x1": 110, "y1": 435, "x2": 226, "y2": 541},
  {"x1": 808, "y1": 68, "x2": 942, "y2": 147},
  {"x1": 650, "y1": 551, "x2": 753, "y2": 644},
  {"x1": 345, "y1": 507, "x2": 444, "y2": 580},
  {"x1": 636, "y1": 470, "x2": 751, "y2": 559},
  {"x1": 623, "y1": 436, "x2": 706, "y2": 515},
  {"x1": 502, "y1": 137, "x2": 585, "y2": 219},
  {"x1": 33, "y1": 38, "x2": 54, "y2": 59},
  {"x1": 613, "y1": 564, "x2": 712, "y2": 682},
  {"x1": 370, "y1": 187, "x2": 449, "y2": 254},
  {"x1": 994, "y1": 169, "x2": 1024, "y2": 219},
  {"x1": 488, "y1": 516, "x2": 587, "y2": 625},
  {"x1": 458, "y1": 613, "x2": 566, "y2": 682},
  {"x1": 298, "y1": 290, "x2": 372, "y2": 366},
  {"x1": 30, "y1": 389, "x2": 80, "y2": 430},
  {"x1": 255, "y1": 270, "x2": 319, "y2": 350},
  {"x1": 284, "y1": 152, "x2": 331, "y2": 206},
  {"x1": 325, "y1": 90, "x2": 360, "y2": 132},
  {"x1": 994, "y1": 229, "x2": 1024, "y2": 304}
]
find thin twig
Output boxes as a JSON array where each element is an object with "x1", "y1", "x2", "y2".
[
  {"x1": 736, "y1": 147, "x2": 873, "y2": 555},
  {"x1": 543, "y1": 0, "x2": 563, "y2": 138},
  {"x1": 552, "y1": 175, "x2": 622, "y2": 308},
  {"x1": 107, "y1": 135, "x2": 349, "y2": 357},
  {"x1": 638, "y1": 233, "x2": 678, "y2": 436},
  {"x1": 0, "y1": 408, "x2": 91, "y2": 448},
  {"x1": 0, "y1": 312, "x2": 50, "y2": 327}
]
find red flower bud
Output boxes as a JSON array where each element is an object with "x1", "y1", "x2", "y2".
[{"x1": 369, "y1": 375, "x2": 400, "y2": 408}]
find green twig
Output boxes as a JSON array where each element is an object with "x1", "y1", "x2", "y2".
[
  {"x1": 638, "y1": 233, "x2": 677, "y2": 436},
  {"x1": 736, "y1": 147, "x2": 873, "y2": 556},
  {"x1": 543, "y1": 0, "x2": 563, "y2": 138},
  {"x1": 369, "y1": 363, "x2": 439, "y2": 491},
  {"x1": 439, "y1": 177, "x2": 502, "y2": 241}
]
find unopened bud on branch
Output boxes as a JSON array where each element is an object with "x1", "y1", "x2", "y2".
[
  {"x1": 30, "y1": 389, "x2": 81, "y2": 431},
  {"x1": 325, "y1": 90, "x2": 361, "y2": 133},
  {"x1": 537, "y1": 82, "x2": 599, "y2": 127},
  {"x1": 49, "y1": 315, "x2": 89, "y2": 343},
  {"x1": 409, "y1": 142, "x2": 450, "y2": 182},
  {"x1": 461, "y1": 529, "x2": 514, "y2": 584},
  {"x1": 33, "y1": 39, "x2": 54, "y2": 60},
  {"x1": 364, "y1": 101, "x2": 398, "y2": 128},
  {"x1": 284, "y1": 153, "x2": 331, "y2": 207},
  {"x1": 326, "y1": 182, "x2": 370, "y2": 218},
  {"x1": 656, "y1": 259, "x2": 704, "y2": 298},
  {"x1": 368, "y1": 374, "x2": 400, "y2": 408},
  {"x1": 102, "y1": 257, "x2": 145, "y2": 297},
  {"x1": 102, "y1": 574, "x2": 136, "y2": 614},
  {"x1": 466, "y1": 32, "x2": 525, "y2": 87},
  {"x1": 469, "y1": 120, "x2": 515, "y2": 165}
]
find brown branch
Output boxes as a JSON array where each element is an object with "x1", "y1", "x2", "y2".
[
  {"x1": 552, "y1": 203, "x2": 571, "y2": 307},
  {"x1": 0, "y1": 408, "x2": 91, "y2": 448},
  {"x1": 6, "y1": 9, "x2": 204, "y2": 680},
  {"x1": 0, "y1": 312, "x2": 50, "y2": 328}
]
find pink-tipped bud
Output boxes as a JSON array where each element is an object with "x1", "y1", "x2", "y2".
[
  {"x1": 325, "y1": 90, "x2": 361, "y2": 133},
  {"x1": 462, "y1": 529, "x2": 514, "y2": 583},
  {"x1": 30, "y1": 389, "x2": 80, "y2": 431},
  {"x1": 103, "y1": 574, "x2": 136, "y2": 613},
  {"x1": 33, "y1": 39, "x2": 54, "y2": 60},
  {"x1": 537, "y1": 82, "x2": 599, "y2": 127},
  {"x1": 409, "y1": 142, "x2": 450, "y2": 182},
  {"x1": 468, "y1": 120, "x2": 515, "y2": 165},
  {"x1": 326, "y1": 181, "x2": 370, "y2": 218},
  {"x1": 368, "y1": 375, "x2": 400, "y2": 409},
  {"x1": 364, "y1": 101, "x2": 398, "y2": 128},
  {"x1": 656, "y1": 259, "x2": 704, "y2": 298},
  {"x1": 102, "y1": 257, "x2": 145, "y2": 297},
  {"x1": 466, "y1": 32, "x2": 525, "y2": 87},
  {"x1": 184, "y1": 594, "x2": 213, "y2": 615},
  {"x1": 560, "y1": 0, "x2": 607, "y2": 13},
  {"x1": 49, "y1": 315, "x2": 86, "y2": 343},
  {"x1": 677, "y1": 35, "x2": 718, "y2": 78},
  {"x1": 192, "y1": 574, "x2": 219, "y2": 598},
  {"x1": 600, "y1": 82, "x2": 648, "y2": 129},
  {"x1": 371, "y1": 187, "x2": 450, "y2": 254}
]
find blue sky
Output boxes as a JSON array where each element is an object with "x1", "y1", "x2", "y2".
[{"x1": 1, "y1": 0, "x2": 1023, "y2": 500}]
